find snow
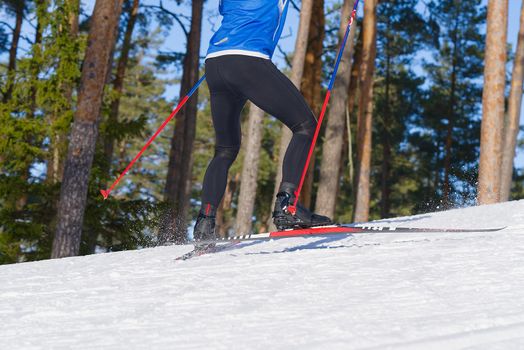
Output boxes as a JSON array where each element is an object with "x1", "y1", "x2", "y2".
[{"x1": 2, "y1": 200, "x2": 524, "y2": 349}]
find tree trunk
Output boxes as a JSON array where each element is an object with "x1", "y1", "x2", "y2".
[
  {"x1": 380, "y1": 133, "x2": 390, "y2": 217},
  {"x1": 104, "y1": 0, "x2": 140, "y2": 173},
  {"x1": 215, "y1": 195, "x2": 228, "y2": 238},
  {"x1": 218, "y1": 171, "x2": 240, "y2": 237},
  {"x1": 353, "y1": 0, "x2": 377, "y2": 223},
  {"x1": 31, "y1": 0, "x2": 44, "y2": 107},
  {"x1": 380, "y1": 9, "x2": 394, "y2": 218},
  {"x1": 345, "y1": 29, "x2": 363, "y2": 194},
  {"x1": 345, "y1": 104, "x2": 354, "y2": 186},
  {"x1": 163, "y1": 0, "x2": 203, "y2": 242},
  {"x1": 3, "y1": 0, "x2": 24, "y2": 102},
  {"x1": 442, "y1": 14, "x2": 460, "y2": 205},
  {"x1": 354, "y1": 83, "x2": 375, "y2": 222},
  {"x1": 300, "y1": 0, "x2": 325, "y2": 209},
  {"x1": 442, "y1": 106, "x2": 453, "y2": 202},
  {"x1": 500, "y1": 0, "x2": 524, "y2": 201},
  {"x1": 268, "y1": 0, "x2": 315, "y2": 230},
  {"x1": 381, "y1": 52, "x2": 391, "y2": 218},
  {"x1": 433, "y1": 135, "x2": 441, "y2": 195},
  {"x1": 52, "y1": 0, "x2": 124, "y2": 259},
  {"x1": 235, "y1": 104, "x2": 265, "y2": 235},
  {"x1": 315, "y1": 0, "x2": 358, "y2": 219},
  {"x1": 347, "y1": 33, "x2": 363, "y2": 119},
  {"x1": 478, "y1": 0, "x2": 508, "y2": 205}
]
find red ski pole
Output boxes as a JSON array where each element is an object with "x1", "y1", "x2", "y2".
[
  {"x1": 287, "y1": 0, "x2": 360, "y2": 214},
  {"x1": 100, "y1": 75, "x2": 206, "y2": 199}
]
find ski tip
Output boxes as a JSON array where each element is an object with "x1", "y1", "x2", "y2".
[{"x1": 100, "y1": 189, "x2": 109, "y2": 200}]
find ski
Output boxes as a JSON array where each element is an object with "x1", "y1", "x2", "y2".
[
  {"x1": 188, "y1": 224, "x2": 506, "y2": 246},
  {"x1": 175, "y1": 224, "x2": 505, "y2": 260}
]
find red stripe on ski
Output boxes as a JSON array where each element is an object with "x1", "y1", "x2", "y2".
[{"x1": 269, "y1": 226, "x2": 363, "y2": 238}]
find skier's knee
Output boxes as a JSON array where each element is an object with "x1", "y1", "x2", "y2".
[
  {"x1": 291, "y1": 120, "x2": 316, "y2": 140},
  {"x1": 214, "y1": 145, "x2": 240, "y2": 165}
]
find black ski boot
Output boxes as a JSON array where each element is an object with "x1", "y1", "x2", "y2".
[
  {"x1": 272, "y1": 183, "x2": 332, "y2": 230},
  {"x1": 193, "y1": 204, "x2": 217, "y2": 242}
]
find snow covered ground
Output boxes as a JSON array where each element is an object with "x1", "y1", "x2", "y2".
[{"x1": 2, "y1": 200, "x2": 524, "y2": 349}]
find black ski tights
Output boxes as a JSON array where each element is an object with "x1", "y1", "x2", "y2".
[{"x1": 201, "y1": 55, "x2": 317, "y2": 209}]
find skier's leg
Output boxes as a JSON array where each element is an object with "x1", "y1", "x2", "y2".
[
  {"x1": 201, "y1": 78, "x2": 245, "y2": 209},
  {"x1": 194, "y1": 58, "x2": 246, "y2": 241},
  {"x1": 235, "y1": 58, "x2": 317, "y2": 187},
  {"x1": 214, "y1": 55, "x2": 332, "y2": 228}
]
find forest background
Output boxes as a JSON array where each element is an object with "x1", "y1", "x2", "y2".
[{"x1": 1, "y1": 0, "x2": 523, "y2": 263}]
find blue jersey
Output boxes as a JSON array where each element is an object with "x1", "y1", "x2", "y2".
[{"x1": 206, "y1": 0, "x2": 290, "y2": 60}]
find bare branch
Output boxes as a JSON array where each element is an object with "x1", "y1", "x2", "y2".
[
  {"x1": 276, "y1": 44, "x2": 292, "y2": 68},
  {"x1": 0, "y1": 21, "x2": 15, "y2": 31},
  {"x1": 141, "y1": 1, "x2": 189, "y2": 38},
  {"x1": 290, "y1": 0, "x2": 300, "y2": 12}
]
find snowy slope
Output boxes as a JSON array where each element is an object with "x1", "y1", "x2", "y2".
[{"x1": 1, "y1": 200, "x2": 524, "y2": 350}]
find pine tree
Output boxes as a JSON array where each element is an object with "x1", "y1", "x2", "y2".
[
  {"x1": 52, "y1": 0, "x2": 124, "y2": 258},
  {"x1": 45, "y1": 0, "x2": 81, "y2": 184},
  {"x1": 416, "y1": 0, "x2": 486, "y2": 208},
  {"x1": 0, "y1": 0, "x2": 83, "y2": 263},
  {"x1": 372, "y1": 0, "x2": 428, "y2": 218}
]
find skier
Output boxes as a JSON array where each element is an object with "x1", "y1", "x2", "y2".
[{"x1": 194, "y1": 0, "x2": 332, "y2": 241}]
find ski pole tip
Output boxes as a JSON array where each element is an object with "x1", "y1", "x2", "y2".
[{"x1": 100, "y1": 189, "x2": 109, "y2": 200}]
